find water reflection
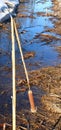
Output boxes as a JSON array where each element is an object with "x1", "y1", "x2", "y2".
[{"x1": 0, "y1": 0, "x2": 61, "y2": 69}]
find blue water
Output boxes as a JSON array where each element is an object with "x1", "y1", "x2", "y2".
[
  {"x1": 0, "y1": 0, "x2": 61, "y2": 69},
  {"x1": 16, "y1": 0, "x2": 61, "y2": 69}
]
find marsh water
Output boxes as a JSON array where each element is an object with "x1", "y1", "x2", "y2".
[{"x1": 0, "y1": 0, "x2": 61, "y2": 115}]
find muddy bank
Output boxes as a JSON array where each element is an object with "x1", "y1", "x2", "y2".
[{"x1": 0, "y1": 64, "x2": 61, "y2": 130}]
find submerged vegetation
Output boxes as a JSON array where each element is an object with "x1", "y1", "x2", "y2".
[{"x1": 0, "y1": 0, "x2": 61, "y2": 129}]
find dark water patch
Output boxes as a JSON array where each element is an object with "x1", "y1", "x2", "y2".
[{"x1": 0, "y1": 92, "x2": 12, "y2": 115}]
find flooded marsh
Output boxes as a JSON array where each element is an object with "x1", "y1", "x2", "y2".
[{"x1": 0, "y1": 0, "x2": 61, "y2": 129}]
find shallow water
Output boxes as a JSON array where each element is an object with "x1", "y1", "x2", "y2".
[
  {"x1": 0, "y1": 0, "x2": 61, "y2": 114},
  {"x1": 0, "y1": 0, "x2": 61, "y2": 69}
]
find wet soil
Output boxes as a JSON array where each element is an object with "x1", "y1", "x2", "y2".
[
  {"x1": 0, "y1": 65, "x2": 61, "y2": 130},
  {"x1": 0, "y1": 0, "x2": 61, "y2": 129}
]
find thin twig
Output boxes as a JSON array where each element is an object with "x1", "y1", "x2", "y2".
[
  {"x1": 52, "y1": 116, "x2": 61, "y2": 130},
  {"x1": 14, "y1": 19, "x2": 30, "y2": 90}
]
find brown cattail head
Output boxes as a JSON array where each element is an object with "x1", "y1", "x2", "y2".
[
  {"x1": 28, "y1": 90, "x2": 37, "y2": 113},
  {"x1": 0, "y1": 123, "x2": 6, "y2": 130}
]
